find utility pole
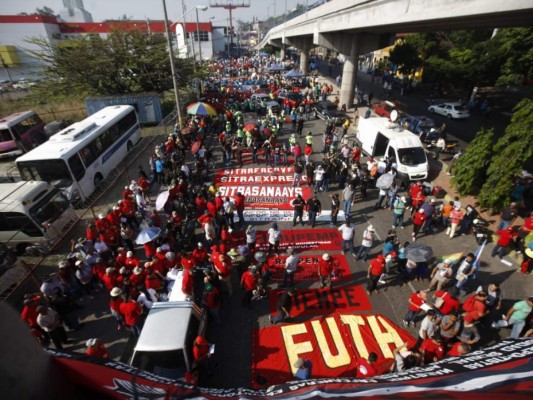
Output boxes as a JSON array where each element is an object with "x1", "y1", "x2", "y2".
[{"x1": 209, "y1": 1, "x2": 250, "y2": 58}]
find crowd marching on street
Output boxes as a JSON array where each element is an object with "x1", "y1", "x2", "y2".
[{"x1": 18, "y1": 53, "x2": 533, "y2": 383}]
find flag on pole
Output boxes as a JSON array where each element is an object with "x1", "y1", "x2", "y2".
[{"x1": 471, "y1": 240, "x2": 487, "y2": 280}]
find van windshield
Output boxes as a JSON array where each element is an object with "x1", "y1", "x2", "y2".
[
  {"x1": 397, "y1": 147, "x2": 427, "y2": 166},
  {"x1": 29, "y1": 188, "x2": 71, "y2": 226},
  {"x1": 131, "y1": 350, "x2": 186, "y2": 380}
]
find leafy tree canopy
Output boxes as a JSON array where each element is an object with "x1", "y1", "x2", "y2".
[
  {"x1": 26, "y1": 29, "x2": 197, "y2": 98},
  {"x1": 478, "y1": 99, "x2": 533, "y2": 211},
  {"x1": 397, "y1": 28, "x2": 533, "y2": 87}
]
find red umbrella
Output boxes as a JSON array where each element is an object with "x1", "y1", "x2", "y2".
[
  {"x1": 244, "y1": 124, "x2": 257, "y2": 132},
  {"x1": 191, "y1": 141, "x2": 201, "y2": 154}
]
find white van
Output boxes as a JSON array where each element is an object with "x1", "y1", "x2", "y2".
[
  {"x1": 356, "y1": 117, "x2": 428, "y2": 181},
  {"x1": 0, "y1": 181, "x2": 77, "y2": 253},
  {"x1": 129, "y1": 302, "x2": 207, "y2": 380}
]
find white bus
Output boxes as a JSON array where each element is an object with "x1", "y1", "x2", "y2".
[
  {"x1": 16, "y1": 105, "x2": 141, "y2": 202},
  {"x1": 0, "y1": 181, "x2": 77, "y2": 253}
]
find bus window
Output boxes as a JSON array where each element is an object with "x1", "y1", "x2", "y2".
[
  {"x1": 80, "y1": 145, "x2": 97, "y2": 166},
  {"x1": 68, "y1": 154, "x2": 85, "y2": 181},
  {"x1": 11, "y1": 114, "x2": 43, "y2": 136},
  {"x1": 0, "y1": 212, "x2": 42, "y2": 237}
]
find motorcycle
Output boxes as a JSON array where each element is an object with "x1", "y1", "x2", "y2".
[{"x1": 472, "y1": 218, "x2": 489, "y2": 244}]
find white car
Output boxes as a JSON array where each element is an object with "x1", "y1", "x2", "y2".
[{"x1": 428, "y1": 102, "x2": 470, "y2": 119}]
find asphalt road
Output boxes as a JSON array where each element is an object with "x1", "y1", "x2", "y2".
[{"x1": 3, "y1": 73, "x2": 532, "y2": 391}]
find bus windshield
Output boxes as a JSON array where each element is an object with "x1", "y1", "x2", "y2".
[
  {"x1": 397, "y1": 147, "x2": 427, "y2": 166},
  {"x1": 0, "y1": 129, "x2": 13, "y2": 143},
  {"x1": 18, "y1": 160, "x2": 72, "y2": 186},
  {"x1": 29, "y1": 188, "x2": 71, "y2": 226}
]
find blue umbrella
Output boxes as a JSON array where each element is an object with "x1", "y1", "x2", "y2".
[{"x1": 135, "y1": 227, "x2": 161, "y2": 245}]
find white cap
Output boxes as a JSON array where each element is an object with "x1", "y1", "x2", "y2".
[
  {"x1": 110, "y1": 287, "x2": 122, "y2": 297},
  {"x1": 322, "y1": 253, "x2": 330, "y2": 261},
  {"x1": 75, "y1": 260, "x2": 83, "y2": 266},
  {"x1": 58, "y1": 261, "x2": 68, "y2": 269},
  {"x1": 198, "y1": 242, "x2": 203, "y2": 247},
  {"x1": 86, "y1": 338, "x2": 97, "y2": 348},
  {"x1": 98, "y1": 213, "x2": 105, "y2": 219},
  {"x1": 133, "y1": 267, "x2": 143, "y2": 275},
  {"x1": 126, "y1": 251, "x2": 133, "y2": 257},
  {"x1": 367, "y1": 225, "x2": 375, "y2": 231},
  {"x1": 105, "y1": 267, "x2": 115, "y2": 274}
]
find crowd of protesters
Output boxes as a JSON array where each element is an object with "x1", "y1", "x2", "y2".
[{"x1": 17, "y1": 54, "x2": 533, "y2": 383}]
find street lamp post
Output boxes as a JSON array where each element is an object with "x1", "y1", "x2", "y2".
[
  {"x1": 162, "y1": 0, "x2": 183, "y2": 127},
  {"x1": 195, "y1": 5, "x2": 208, "y2": 62}
]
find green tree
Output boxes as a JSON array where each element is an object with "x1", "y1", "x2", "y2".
[
  {"x1": 478, "y1": 99, "x2": 533, "y2": 211},
  {"x1": 389, "y1": 41, "x2": 422, "y2": 75},
  {"x1": 27, "y1": 29, "x2": 196, "y2": 98},
  {"x1": 451, "y1": 127, "x2": 494, "y2": 195}
]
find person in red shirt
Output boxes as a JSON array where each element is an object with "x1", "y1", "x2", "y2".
[
  {"x1": 193, "y1": 242, "x2": 208, "y2": 267},
  {"x1": 143, "y1": 240, "x2": 157, "y2": 260},
  {"x1": 491, "y1": 226, "x2": 517, "y2": 259},
  {"x1": 145, "y1": 269, "x2": 163, "y2": 292},
  {"x1": 149, "y1": 258, "x2": 167, "y2": 281},
  {"x1": 215, "y1": 193, "x2": 224, "y2": 212},
  {"x1": 234, "y1": 192, "x2": 246, "y2": 226},
  {"x1": 420, "y1": 334, "x2": 446, "y2": 364},
  {"x1": 181, "y1": 253, "x2": 197, "y2": 271},
  {"x1": 119, "y1": 297, "x2": 143, "y2": 336},
  {"x1": 95, "y1": 213, "x2": 111, "y2": 236},
  {"x1": 125, "y1": 251, "x2": 141, "y2": 271},
  {"x1": 107, "y1": 206, "x2": 121, "y2": 226},
  {"x1": 202, "y1": 282, "x2": 222, "y2": 324},
  {"x1": 366, "y1": 255, "x2": 385, "y2": 295},
  {"x1": 352, "y1": 146, "x2": 361, "y2": 163},
  {"x1": 318, "y1": 253, "x2": 334, "y2": 289},
  {"x1": 109, "y1": 287, "x2": 124, "y2": 329},
  {"x1": 103, "y1": 225, "x2": 120, "y2": 253},
  {"x1": 412, "y1": 209, "x2": 426, "y2": 242},
  {"x1": 20, "y1": 294, "x2": 42, "y2": 329},
  {"x1": 433, "y1": 290, "x2": 460, "y2": 316},
  {"x1": 101, "y1": 267, "x2": 118, "y2": 292},
  {"x1": 446, "y1": 342, "x2": 471, "y2": 357},
  {"x1": 195, "y1": 195, "x2": 207, "y2": 213},
  {"x1": 115, "y1": 248, "x2": 127, "y2": 267},
  {"x1": 240, "y1": 267, "x2": 258, "y2": 308},
  {"x1": 130, "y1": 266, "x2": 146, "y2": 288},
  {"x1": 403, "y1": 290, "x2": 428, "y2": 327},
  {"x1": 92, "y1": 259, "x2": 107, "y2": 282},
  {"x1": 86, "y1": 338, "x2": 109, "y2": 358},
  {"x1": 462, "y1": 292, "x2": 489, "y2": 322},
  {"x1": 213, "y1": 253, "x2": 233, "y2": 295},
  {"x1": 356, "y1": 352, "x2": 378, "y2": 378},
  {"x1": 181, "y1": 267, "x2": 194, "y2": 299},
  {"x1": 192, "y1": 335, "x2": 212, "y2": 374},
  {"x1": 122, "y1": 186, "x2": 133, "y2": 199}
]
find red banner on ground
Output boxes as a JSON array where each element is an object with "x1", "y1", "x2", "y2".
[
  {"x1": 252, "y1": 313, "x2": 415, "y2": 388},
  {"x1": 268, "y1": 285, "x2": 372, "y2": 317},
  {"x1": 218, "y1": 186, "x2": 312, "y2": 210},
  {"x1": 266, "y1": 254, "x2": 351, "y2": 282}
]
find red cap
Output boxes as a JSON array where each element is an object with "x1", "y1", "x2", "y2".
[{"x1": 464, "y1": 315, "x2": 474, "y2": 323}]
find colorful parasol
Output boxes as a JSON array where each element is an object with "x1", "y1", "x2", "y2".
[
  {"x1": 186, "y1": 102, "x2": 217, "y2": 116},
  {"x1": 244, "y1": 124, "x2": 257, "y2": 132}
]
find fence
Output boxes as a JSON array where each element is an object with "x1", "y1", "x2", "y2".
[{"x1": 1, "y1": 111, "x2": 177, "y2": 306}]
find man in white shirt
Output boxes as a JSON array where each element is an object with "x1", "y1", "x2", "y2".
[
  {"x1": 37, "y1": 306, "x2": 67, "y2": 349},
  {"x1": 283, "y1": 247, "x2": 299, "y2": 288},
  {"x1": 414, "y1": 309, "x2": 436, "y2": 350},
  {"x1": 356, "y1": 225, "x2": 376, "y2": 261},
  {"x1": 338, "y1": 221, "x2": 356, "y2": 257}
]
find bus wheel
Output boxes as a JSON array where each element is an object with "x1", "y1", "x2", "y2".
[
  {"x1": 94, "y1": 173, "x2": 103, "y2": 188},
  {"x1": 127, "y1": 141, "x2": 133, "y2": 151}
]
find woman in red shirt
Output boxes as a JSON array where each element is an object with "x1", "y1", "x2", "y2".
[
  {"x1": 403, "y1": 290, "x2": 427, "y2": 327},
  {"x1": 412, "y1": 209, "x2": 426, "y2": 242},
  {"x1": 119, "y1": 297, "x2": 143, "y2": 336},
  {"x1": 109, "y1": 287, "x2": 124, "y2": 329}
]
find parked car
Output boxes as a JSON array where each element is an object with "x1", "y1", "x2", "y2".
[
  {"x1": 12, "y1": 79, "x2": 38, "y2": 91},
  {"x1": 313, "y1": 100, "x2": 344, "y2": 125},
  {"x1": 428, "y1": 102, "x2": 470, "y2": 119},
  {"x1": 277, "y1": 91, "x2": 302, "y2": 109},
  {"x1": 251, "y1": 93, "x2": 280, "y2": 115},
  {"x1": 372, "y1": 100, "x2": 397, "y2": 119},
  {"x1": 400, "y1": 116, "x2": 436, "y2": 135}
]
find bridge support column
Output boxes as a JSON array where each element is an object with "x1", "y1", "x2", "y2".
[
  {"x1": 300, "y1": 51, "x2": 309, "y2": 74},
  {"x1": 280, "y1": 45, "x2": 286, "y2": 61},
  {"x1": 339, "y1": 37, "x2": 360, "y2": 110}
]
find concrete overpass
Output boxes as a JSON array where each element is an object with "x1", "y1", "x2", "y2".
[{"x1": 259, "y1": 0, "x2": 533, "y2": 109}]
